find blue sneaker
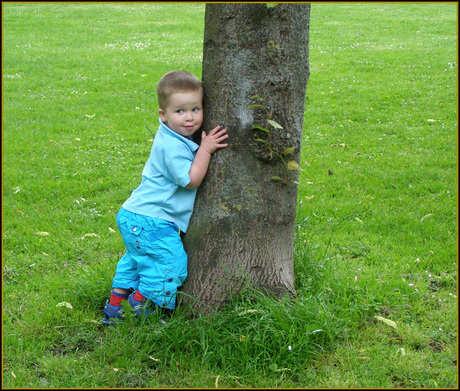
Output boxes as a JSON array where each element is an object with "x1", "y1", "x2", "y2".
[
  {"x1": 128, "y1": 291, "x2": 156, "y2": 318},
  {"x1": 102, "y1": 300, "x2": 124, "y2": 326}
]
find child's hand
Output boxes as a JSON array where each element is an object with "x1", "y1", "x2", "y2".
[
  {"x1": 187, "y1": 126, "x2": 229, "y2": 189},
  {"x1": 200, "y1": 126, "x2": 229, "y2": 155}
]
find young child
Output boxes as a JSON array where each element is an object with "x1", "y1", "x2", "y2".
[{"x1": 103, "y1": 70, "x2": 228, "y2": 325}]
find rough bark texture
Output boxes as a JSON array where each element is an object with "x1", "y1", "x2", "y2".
[{"x1": 182, "y1": 3, "x2": 310, "y2": 313}]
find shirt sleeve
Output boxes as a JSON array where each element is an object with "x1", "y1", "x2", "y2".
[{"x1": 162, "y1": 141, "x2": 194, "y2": 188}]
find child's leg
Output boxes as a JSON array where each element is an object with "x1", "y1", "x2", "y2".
[
  {"x1": 136, "y1": 224, "x2": 188, "y2": 310},
  {"x1": 132, "y1": 290, "x2": 147, "y2": 301},
  {"x1": 113, "y1": 209, "x2": 187, "y2": 312},
  {"x1": 103, "y1": 255, "x2": 137, "y2": 325},
  {"x1": 104, "y1": 209, "x2": 140, "y2": 317},
  {"x1": 109, "y1": 288, "x2": 131, "y2": 306},
  {"x1": 110, "y1": 209, "x2": 142, "y2": 293},
  {"x1": 110, "y1": 252, "x2": 139, "y2": 294}
]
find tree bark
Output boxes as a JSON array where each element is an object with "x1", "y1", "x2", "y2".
[{"x1": 182, "y1": 3, "x2": 310, "y2": 313}]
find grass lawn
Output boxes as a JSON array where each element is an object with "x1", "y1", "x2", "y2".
[{"x1": 2, "y1": 2, "x2": 457, "y2": 388}]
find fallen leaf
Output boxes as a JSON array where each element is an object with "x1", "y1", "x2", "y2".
[
  {"x1": 374, "y1": 315, "x2": 397, "y2": 329},
  {"x1": 81, "y1": 233, "x2": 99, "y2": 240},
  {"x1": 108, "y1": 227, "x2": 116, "y2": 233},
  {"x1": 238, "y1": 309, "x2": 258, "y2": 316},
  {"x1": 421, "y1": 213, "x2": 433, "y2": 222},
  {"x1": 331, "y1": 143, "x2": 347, "y2": 147},
  {"x1": 56, "y1": 302, "x2": 73, "y2": 309},
  {"x1": 13, "y1": 186, "x2": 20, "y2": 194},
  {"x1": 36, "y1": 231, "x2": 50, "y2": 236}
]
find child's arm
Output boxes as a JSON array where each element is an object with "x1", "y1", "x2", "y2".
[{"x1": 187, "y1": 126, "x2": 228, "y2": 190}]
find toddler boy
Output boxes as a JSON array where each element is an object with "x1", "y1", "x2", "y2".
[{"x1": 103, "y1": 70, "x2": 228, "y2": 325}]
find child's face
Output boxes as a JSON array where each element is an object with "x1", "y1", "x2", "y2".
[{"x1": 159, "y1": 91, "x2": 203, "y2": 137}]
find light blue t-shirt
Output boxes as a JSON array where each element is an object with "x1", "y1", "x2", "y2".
[{"x1": 122, "y1": 119, "x2": 200, "y2": 232}]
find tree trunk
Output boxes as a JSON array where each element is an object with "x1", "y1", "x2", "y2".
[{"x1": 182, "y1": 3, "x2": 310, "y2": 313}]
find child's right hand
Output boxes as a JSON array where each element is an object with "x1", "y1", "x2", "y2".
[{"x1": 200, "y1": 126, "x2": 229, "y2": 155}]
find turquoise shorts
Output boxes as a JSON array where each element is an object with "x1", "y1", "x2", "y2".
[{"x1": 112, "y1": 208, "x2": 187, "y2": 310}]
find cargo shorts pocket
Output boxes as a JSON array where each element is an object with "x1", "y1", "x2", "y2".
[{"x1": 117, "y1": 217, "x2": 150, "y2": 255}]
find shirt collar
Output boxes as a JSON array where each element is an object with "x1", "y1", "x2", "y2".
[{"x1": 158, "y1": 119, "x2": 199, "y2": 152}]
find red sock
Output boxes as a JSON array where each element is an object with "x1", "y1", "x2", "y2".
[
  {"x1": 133, "y1": 290, "x2": 146, "y2": 302},
  {"x1": 109, "y1": 291, "x2": 129, "y2": 306}
]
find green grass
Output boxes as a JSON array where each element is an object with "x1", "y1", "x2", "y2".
[{"x1": 2, "y1": 2, "x2": 457, "y2": 388}]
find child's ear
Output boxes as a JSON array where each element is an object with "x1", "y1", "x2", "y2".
[{"x1": 158, "y1": 108, "x2": 166, "y2": 122}]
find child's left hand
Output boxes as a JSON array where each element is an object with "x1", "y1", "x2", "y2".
[{"x1": 200, "y1": 126, "x2": 229, "y2": 155}]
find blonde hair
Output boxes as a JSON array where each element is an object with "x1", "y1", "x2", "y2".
[{"x1": 157, "y1": 70, "x2": 203, "y2": 110}]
